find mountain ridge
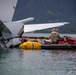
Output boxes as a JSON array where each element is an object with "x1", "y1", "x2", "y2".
[{"x1": 13, "y1": 0, "x2": 76, "y2": 33}]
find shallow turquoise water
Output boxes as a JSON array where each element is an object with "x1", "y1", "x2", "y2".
[{"x1": 0, "y1": 48, "x2": 76, "y2": 75}]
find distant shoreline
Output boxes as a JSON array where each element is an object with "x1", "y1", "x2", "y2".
[{"x1": 23, "y1": 33, "x2": 76, "y2": 38}]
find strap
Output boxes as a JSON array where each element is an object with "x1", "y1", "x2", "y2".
[{"x1": 32, "y1": 42, "x2": 34, "y2": 50}]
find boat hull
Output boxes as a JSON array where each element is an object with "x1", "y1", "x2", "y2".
[{"x1": 41, "y1": 44, "x2": 76, "y2": 50}]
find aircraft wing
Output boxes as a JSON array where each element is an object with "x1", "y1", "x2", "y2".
[
  {"x1": 24, "y1": 22, "x2": 69, "y2": 32},
  {"x1": 0, "y1": 0, "x2": 18, "y2": 22}
]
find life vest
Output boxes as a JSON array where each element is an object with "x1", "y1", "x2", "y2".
[{"x1": 19, "y1": 42, "x2": 42, "y2": 50}]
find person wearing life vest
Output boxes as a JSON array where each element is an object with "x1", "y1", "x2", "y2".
[
  {"x1": 19, "y1": 40, "x2": 42, "y2": 50},
  {"x1": 20, "y1": 36, "x2": 29, "y2": 43},
  {"x1": 62, "y1": 36, "x2": 68, "y2": 44}
]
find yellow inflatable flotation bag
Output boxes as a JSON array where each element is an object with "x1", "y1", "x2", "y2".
[
  {"x1": 19, "y1": 42, "x2": 32, "y2": 49},
  {"x1": 33, "y1": 42, "x2": 42, "y2": 49},
  {"x1": 19, "y1": 42, "x2": 42, "y2": 50}
]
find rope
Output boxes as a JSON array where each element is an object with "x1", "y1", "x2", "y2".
[{"x1": 66, "y1": 44, "x2": 76, "y2": 50}]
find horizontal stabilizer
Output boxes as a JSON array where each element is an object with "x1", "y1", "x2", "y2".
[{"x1": 15, "y1": 17, "x2": 34, "y2": 24}]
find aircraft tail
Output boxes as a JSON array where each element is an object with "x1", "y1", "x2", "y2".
[
  {"x1": 0, "y1": 0, "x2": 18, "y2": 22},
  {"x1": 0, "y1": 20, "x2": 12, "y2": 39}
]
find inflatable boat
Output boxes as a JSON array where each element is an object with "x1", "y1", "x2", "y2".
[{"x1": 19, "y1": 36, "x2": 76, "y2": 50}]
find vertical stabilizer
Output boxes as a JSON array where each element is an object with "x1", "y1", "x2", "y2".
[{"x1": 0, "y1": 0, "x2": 18, "y2": 22}]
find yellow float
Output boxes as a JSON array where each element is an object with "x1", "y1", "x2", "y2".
[{"x1": 19, "y1": 41, "x2": 42, "y2": 50}]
